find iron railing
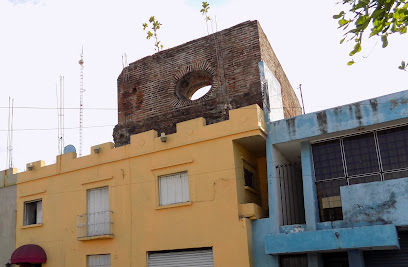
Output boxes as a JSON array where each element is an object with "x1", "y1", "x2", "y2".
[{"x1": 77, "y1": 211, "x2": 113, "y2": 238}]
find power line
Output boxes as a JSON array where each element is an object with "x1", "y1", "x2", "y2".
[
  {"x1": 0, "y1": 124, "x2": 115, "y2": 132},
  {"x1": 0, "y1": 106, "x2": 116, "y2": 110}
]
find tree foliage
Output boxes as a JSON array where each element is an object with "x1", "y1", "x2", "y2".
[
  {"x1": 334, "y1": 0, "x2": 408, "y2": 69},
  {"x1": 142, "y1": 16, "x2": 163, "y2": 52}
]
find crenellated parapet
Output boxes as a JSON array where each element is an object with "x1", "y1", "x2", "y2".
[{"x1": 19, "y1": 104, "x2": 266, "y2": 183}]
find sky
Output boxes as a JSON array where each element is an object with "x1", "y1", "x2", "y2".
[{"x1": 0, "y1": 0, "x2": 407, "y2": 172}]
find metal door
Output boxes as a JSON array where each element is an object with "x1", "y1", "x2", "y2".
[
  {"x1": 148, "y1": 248, "x2": 214, "y2": 267},
  {"x1": 365, "y1": 232, "x2": 408, "y2": 266}
]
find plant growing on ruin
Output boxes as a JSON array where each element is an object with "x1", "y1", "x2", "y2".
[
  {"x1": 200, "y1": 2, "x2": 212, "y2": 34},
  {"x1": 142, "y1": 16, "x2": 163, "y2": 52}
]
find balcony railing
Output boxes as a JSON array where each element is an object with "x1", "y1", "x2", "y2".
[{"x1": 77, "y1": 211, "x2": 113, "y2": 239}]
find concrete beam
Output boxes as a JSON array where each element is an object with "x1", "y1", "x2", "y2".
[{"x1": 265, "y1": 224, "x2": 399, "y2": 254}]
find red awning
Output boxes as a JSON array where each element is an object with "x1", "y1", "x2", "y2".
[{"x1": 10, "y1": 244, "x2": 47, "y2": 264}]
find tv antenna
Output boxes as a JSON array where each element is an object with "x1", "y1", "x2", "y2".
[
  {"x1": 6, "y1": 97, "x2": 14, "y2": 168},
  {"x1": 56, "y1": 76, "x2": 65, "y2": 155},
  {"x1": 79, "y1": 46, "x2": 85, "y2": 156}
]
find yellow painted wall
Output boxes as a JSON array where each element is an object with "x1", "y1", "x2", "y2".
[{"x1": 15, "y1": 105, "x2": 267, "y2": 267}]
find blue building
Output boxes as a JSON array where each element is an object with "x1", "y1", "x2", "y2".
[{"x1": 253, "y1": 87, "x2": 408, "y2": 267}]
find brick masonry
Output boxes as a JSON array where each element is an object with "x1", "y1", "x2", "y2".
[{"x1": 113, "y1": 20, "x2": 301, "y2": 147}]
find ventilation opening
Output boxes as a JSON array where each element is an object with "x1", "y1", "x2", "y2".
[{"x1": 175, "y1": 70, "x2": 212, "y2": 101}]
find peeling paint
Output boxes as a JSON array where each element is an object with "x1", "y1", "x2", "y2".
[
  {"x1": 269, "y1": 90, "x2": 408, "y2": 144},
  {"x1": 369, "y1": 99, "x2": 378, "y2": 112},
  {"x1": 390, "y1": 99, "x2": 399, "y2": 110},
  {"x1": 285, "y1": 118, "x2": 296, "y2": 138},
  {"x1": 341, "y1": 178, "x2": 408, "y2": 227},
  {"x1": 345, "y1": 192, "x2": 396, "y2": 225},
  {"x1": 316, "y1": 111, "x2": 328, "y2": 134},
  {"x1": 353, "y1": 103, "x2": 363, "y2": 125}
]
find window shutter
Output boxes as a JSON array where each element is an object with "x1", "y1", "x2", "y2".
[
  {"x1": 88, "y1": 254, "x2": 111, "y2": 267},
  {"x1": 87, "y1": 187, "x2": 109, "y2": 236},
  {"x1": 36, "y1": 201, "x2": 42, "y2": 224},
  {"x1": 159, "y1": 172, "x2": 189, "y2": 206}
]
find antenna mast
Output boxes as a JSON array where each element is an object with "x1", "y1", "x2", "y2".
[
  {"x1": 79, "y1": 47, "x2": 85, "y2": 156},
  {"x1": 56, "y1": 76, "x2": 65, "y2": 155},
  {"x1": 6, "y1": 97, "x2": 14, "y2": 169}
]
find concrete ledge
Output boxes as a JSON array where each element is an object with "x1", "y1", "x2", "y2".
[
  {"x1": 239, "y1": 203, "x2": 266, "y2": 220},
  {"x1": 78, "y1": 234, "x2": 114, "y2": 241},
  {"x1": 265, "y1": 224, "x2": 399, "y2": 254}
]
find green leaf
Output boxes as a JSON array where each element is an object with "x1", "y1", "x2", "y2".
[
  {"x1": 347, "y1": 60, "x2": 355, "y2": 65},
  {"x1": 340, "y1": 37, "x2": 346, "y2": 44},
  {"x1": 381, "y1": 35, "x2": 389, "y2": 48},
  {"x1": 371, "y1": 9, "x2": 385, "y2": 19},
  {"x1": 339, "y1": 18, "x2": 349, "y2": 26},
  {"x1": 349, "y1": 43, "x2": 361, "y2": 56},
  {"x1": 399, "y1": 61, "x2": 406, "y2": 70}
]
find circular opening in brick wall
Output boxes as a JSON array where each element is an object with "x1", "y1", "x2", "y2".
[{"x1": 175, "y1": 70, "x2": 212, "y2": 101}]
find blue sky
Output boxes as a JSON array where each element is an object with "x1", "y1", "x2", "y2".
[{"x1": 0, "y1": 0, "x2": 407, "y2": 171}]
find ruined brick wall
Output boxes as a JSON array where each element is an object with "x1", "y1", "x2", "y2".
[
  {"x1": 257, "y1": 23, "x2": 302, "y2": 118},
  {"x1": 113, "y1": 20, "x2": 301, "y2": 147}
]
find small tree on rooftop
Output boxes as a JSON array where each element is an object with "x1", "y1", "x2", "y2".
[
  {"x1": 142, "y1": 16, "x2": 163, "y2": 52},
  {"x1": 201, "y1": 2, "x2": 212, "y2": 34}
]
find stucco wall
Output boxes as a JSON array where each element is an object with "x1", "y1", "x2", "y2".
[
  {"x1": 341, "y1": 177, "x2": 408, "y2": 227},
  {"x1": 15, "y1": 105, "x2": 266, "y2": 267},
  {"x1": 0, "y1": 168, "x2": 17, "y2": 265}
]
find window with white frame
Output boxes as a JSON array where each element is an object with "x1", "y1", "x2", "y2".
[
  {"x1": 87, "y1": 254, "x2": 110, "y2": 267},
  {"x1": 24, "y1": 199, "x2": 42, "y2": 226},
  {"x1": 158, "y1": 171, "x2": 189, "y2": 206}
]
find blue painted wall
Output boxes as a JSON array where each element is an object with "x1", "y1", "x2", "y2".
[
  {"x1": 265, "y1": 224, "x2": 399, "y2": 254},
  {"x1": 254, "y1": 90, "x2": 408, "y2": 266},
  {"x1": 341, "y1": 177, "x2": 408, "y2": 227},
  {"x1": 269, "y1": 90, "x2": 408, "y2": 144}
]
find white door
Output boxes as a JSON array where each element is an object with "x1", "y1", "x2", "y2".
[
  {"x1": 87, "y1": 187, "x2": 109, "y2": 236},
  {"x1": 148, "y1": 248, "x2": 214, "y2": 267}
]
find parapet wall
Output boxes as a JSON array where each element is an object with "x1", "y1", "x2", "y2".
[
  {"x1": 0, "y1": 168, "x2": 17, "y2": 187},
  {"x1": 0, "y1": 168, "x2": 17, "y2": 266},
  {"x1": 269, "y1": 90, "x2": 408, "y2": 144},
  {"x1": 113, "y1": 20, "x2": 300, "y2": 147},
  {"x1": 20, "y1": 105, "x2": 266, "y2": 183}
]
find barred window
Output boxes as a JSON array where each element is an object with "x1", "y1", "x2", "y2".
[{"x1": 312, "y1": 125, "x2": 408, "y2": 221}]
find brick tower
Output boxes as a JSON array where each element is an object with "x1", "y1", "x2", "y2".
[{"x1": 113, "y1": 20, "x2": 301, "y2": 146}]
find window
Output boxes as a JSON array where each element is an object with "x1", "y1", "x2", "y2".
[
  {"x1": 158, "y1": 172, "x2": 189, "y2": 206},
  {"x1": 243, "y1": 161, "x2": 258, "y2": 191},
  {"x1": 24, "y1": 199, "x2": 42, "y2": 226},
  {"x1": 87, "y1": 187, "x2": 110, "y2": 236},
  {"x1": 87, "y1": 254, "x2": 110, "y2": 267},
  {"x1": 312, "y1": 124, "x2": 408, "y2": 221}
]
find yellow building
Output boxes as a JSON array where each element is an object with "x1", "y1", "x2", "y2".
[{"x1": 13, "y1": 105, "x2": 268, "y2": 267}]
